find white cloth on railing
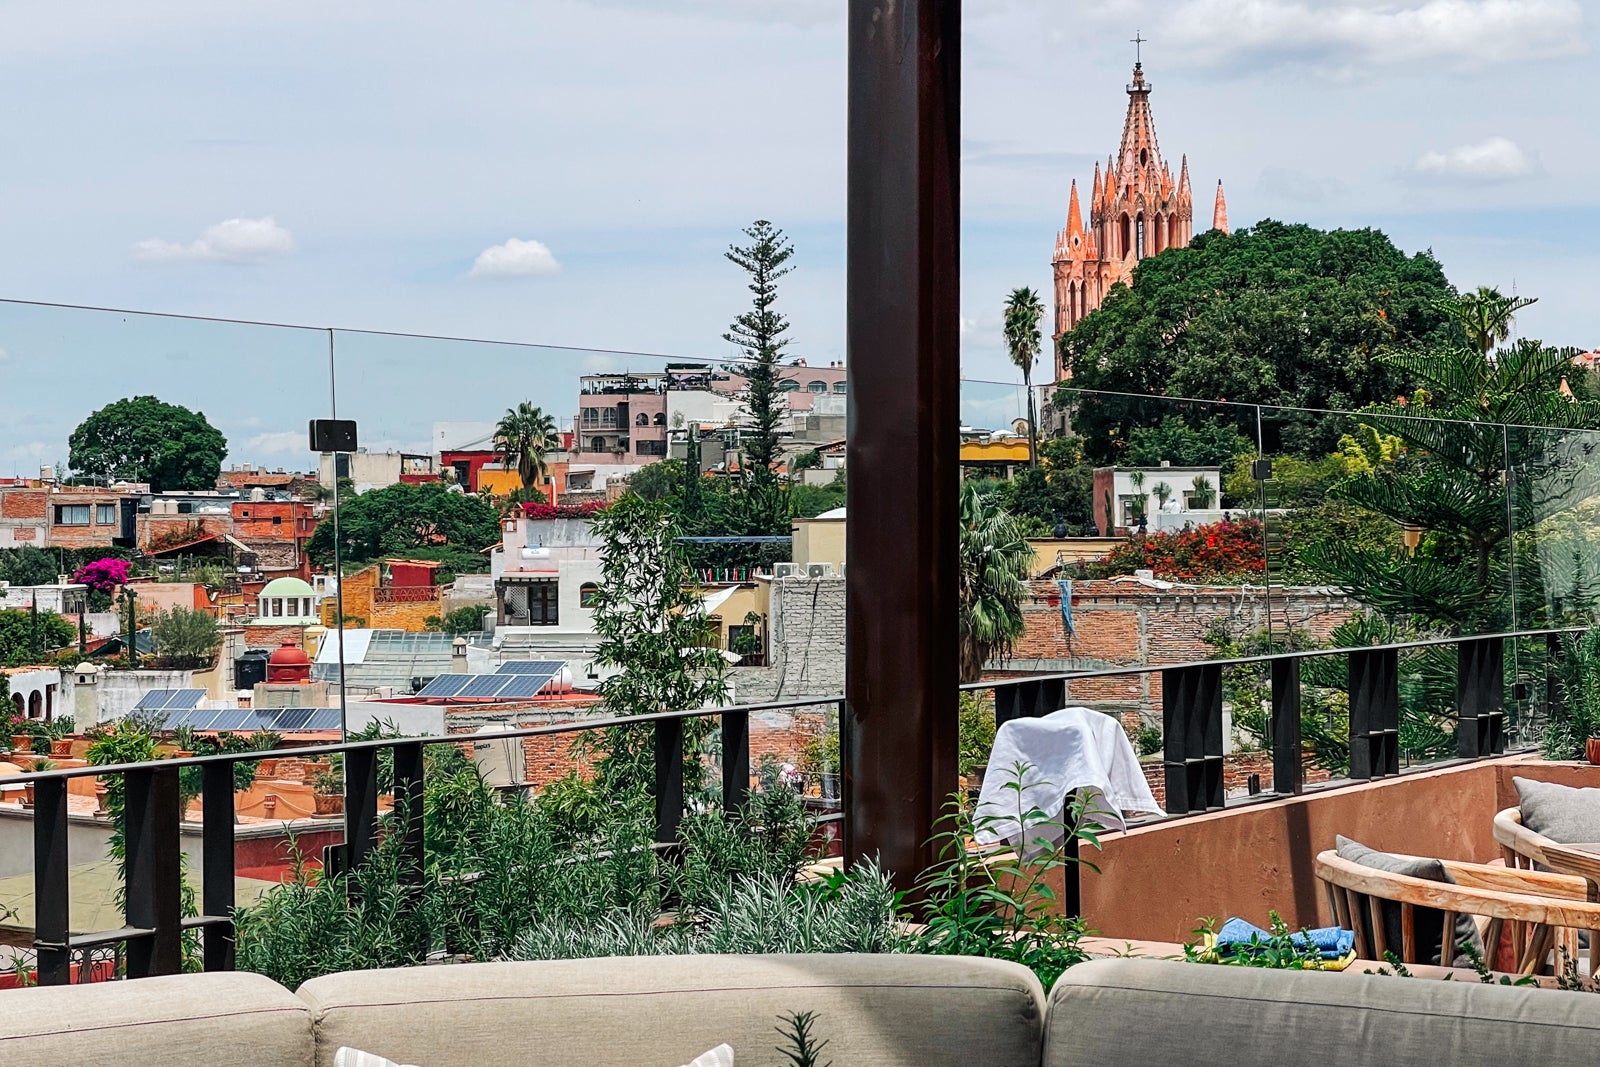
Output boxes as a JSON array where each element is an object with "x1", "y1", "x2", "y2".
[{"x1": 974, "y1": 706, "x2": 1164, "y2": 848}]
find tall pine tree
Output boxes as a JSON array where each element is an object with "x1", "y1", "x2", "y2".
[{"x1": 724, "y1": 220, "x2": 795, "y2": 472}]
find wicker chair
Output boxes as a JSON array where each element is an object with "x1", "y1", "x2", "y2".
[{"x1": 1315, "y1": 848, "x2": 1600, "y2": 975}]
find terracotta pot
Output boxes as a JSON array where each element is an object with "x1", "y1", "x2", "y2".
[
  {"x1": 257, "y1": 759, "x2": 279, "y2": 778},
  {"x1": 93, "y1": 783, "x2": 109, "y2": 816},
  {"x1": 313, "y1": 794, "x2": 345, "y2": 816},
  {"x1": 10, "y1": 735, "x2": 29, "y2": 754},
  {"x1": 50, "y1": 739, "x2": 73, "y2": 758},
  {"x1": 23, "y1": 783, "x2": 36, "y2": 809},
  {"x1": 1586, "y1": 738, "x2": 1600, "y2": 766}
]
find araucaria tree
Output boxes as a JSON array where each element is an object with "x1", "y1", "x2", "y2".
[
  {"x1": 1004, "y1": 287, "x2": 1045, "y2": 468},
  {"x1": 494, "y1": 402, "x2": 559, "y2": 498},
  {"x1": 586, "y1": 496, "x2": 731, "y2": 797},
  {"x1": 69, "y1": 396, "x2": 228, "y2": 491},
  {"x1": 1303, "y1": 291, "x2": 1600, "y2": 632},
  {"x1": 957, "y1": 484, "x2": 1033, "y2": 683},
  {"x1": 724, "y1": 220, "x2": 795, "y2": 473}
]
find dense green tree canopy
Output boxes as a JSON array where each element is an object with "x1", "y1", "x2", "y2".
[
  {"x1": 0, "y1": 609, "x2": 76, "y2": 666},
  {"x1": 1057, "y1": 220, "x2": 1460, "y2": 463},
  {"x1": 305, "y1": 482, "x2": 501, "y2": 566},
  {"x1": 69, "y1": 396, "x2": 228, "y2": 491}
]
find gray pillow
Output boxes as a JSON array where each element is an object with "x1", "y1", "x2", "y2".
[
  {"x1": 1335, "y1": 835, "x2": 1484, "y2": 968},
  {"x1": 1513, "y1": 776, "x2": 1600, "y2": 844}
]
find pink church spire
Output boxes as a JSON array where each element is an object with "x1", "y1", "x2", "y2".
[{"x1": 1213, "y1": 180, "x2": 1229, "y2": 234}]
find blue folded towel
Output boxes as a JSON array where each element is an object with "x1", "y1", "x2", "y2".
[{"x1": 1214, "y1": 917, "x2": 1354, "y2": 959}]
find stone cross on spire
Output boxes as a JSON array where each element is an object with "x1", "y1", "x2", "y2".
[{"x1": 1131, "y1": 31, "x2": 1145, "y2": 68}]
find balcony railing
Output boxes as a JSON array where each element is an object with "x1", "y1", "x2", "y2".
[
  {"x1": 373, "y1": 586, "x2": 441, "y2": 604},
  {"x1": 7, "y1": 628, "x2": 1580, "y2": 986}
]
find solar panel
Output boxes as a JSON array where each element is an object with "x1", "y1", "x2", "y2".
[
  {"x1": 134, "y1": 689, "x2": 178, "y2": 711},
  {"x1": 496, "y1": 660, "x2": 567, "y2": 675},
  {"x1": 494, "y1": 676, "x2": 547, "y2": 700},
  {"x1": 307, "y1": 708, "x2": 343, "y2": 731},
  {"x1": 457, "y1": 675, "x2": 511, "y2": 698},
  {"x1": 168, "y1": 689, "x2": 205, "y2": 710},
  {"x1": 268, "y1": 708, "x2": 314, "y2": 731},
  {"x1": 416, "y1": 675, "x2": 471, "y2": 698}
]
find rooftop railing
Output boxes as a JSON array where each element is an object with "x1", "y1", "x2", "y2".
[{"x1": 7, "y1": 627, "x2": 1579, "y2": 986}]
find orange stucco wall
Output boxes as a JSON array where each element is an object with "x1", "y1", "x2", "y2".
[{"x1": 1080, "y1": 754, "x2": 1600, "y2": 943}]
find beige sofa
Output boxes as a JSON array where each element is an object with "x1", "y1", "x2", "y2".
[{"x1": 6, "y1": 954, "x2": 1600, "y2": 1066}]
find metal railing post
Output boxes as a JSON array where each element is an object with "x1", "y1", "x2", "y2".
[
  {"x1": 654, "y1": 716, "x2": 685, "y2": 847},
  {"x1": 31, "y1": 776, "x2": 71, "y2": 985},
  {"x1": 1349, "y1": 648, "x2": 1400, "y2": 779},
  {"x1": 123, "y1": 766, "x2": 183, "y2": 978},
  {"x1": 1270, "y1": 657, "x2": 1303, "y2": 795},
  {"x1": 392, "y1": 742, "x2": 426, "y2": 886},
  {"x1": 344, "y1": 747, "x2": 380, "y2": 875},
  {"x1": 200, "y1": 761, "x2": 237, "y2": 971},
  {"x1": 995, "y1": 677, "x2": 1067, "y2": 727},
  {"x1": 1161, "y1": 664, "x2": 1224, "y2": 814},
  {"x1": 1458, "y1": 636, "x2": 1506, "y2": 759},
  {"x1": 720, "y1": 709, "x2": 750, "y2": 816}
]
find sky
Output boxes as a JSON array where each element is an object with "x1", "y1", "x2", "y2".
[{"x1": 0, "y1": 0, "x2": 1595, "y2": 473}]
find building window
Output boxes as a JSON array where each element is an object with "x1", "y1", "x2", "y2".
[
  {"x1": 653, "y1": 412, "x2": 666, "y2": 425},
  {"x1": 529, "y1": 580, "x2": 558, "y2": 625},
  {"x1": 54, "y1": 505, "x2": 90, "y2": 526},
  {"x1": 590, "y1": 437, "x2": 607, "y2": 452},
  {"x1": 635, "y1": 412, "x2": 649, "y2": 426},
  {"x1": 579, "y1": 582, "x2": 600, "y2": 608},
  {"x1": 807, "y1": 381, "x2": 827, "y2": 393},
  {"x1": 95, "y1": 503, "x2": 116, "y2": 525},
  {"x1": 601, "y1": 408, "x2": 619, "y2": 428},
  {"x1": 1136, "y1": 214, "x2": 1146, "y2": 259},
  {"x1": 636, "y1": 440, "x2": 667, "y2": 457},
  {"x1": 778, "y1": 380, "x2": 800, "y2": 392},
  {"x1": 272, "y1": 515, "x2": 282, "y2": 525},
  {"x1": 581, "y1": 408, "x2": 599, "y2": 427},
  {"x1": 833, "y1": 381, "x2": 847, "y2": 394}
]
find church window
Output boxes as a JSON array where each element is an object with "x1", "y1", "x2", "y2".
[
  {"x1": 1119, "y1": 214, "x2": 1131, "y2": 258},
  {"x1": 1136, "y1": 215, "x2": 1146, "y2": 259},
  {"x1": 1139, "y1": 148, "x2": 1148, "y2": 166}
]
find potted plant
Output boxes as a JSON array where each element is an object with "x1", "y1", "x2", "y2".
[
  {"x1": 312, "y1": 768, "x2": 345, "y2": 816},
  {"x1": 22, "y1": 759, "x2": 57, "y2": 809}
]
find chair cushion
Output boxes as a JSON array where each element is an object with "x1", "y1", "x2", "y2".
[
  {"x1": 1514, "y1": 776, "x2": 1600, "y2": 844},
  {"x1": 1335, "y1": 835, "x2": 1484, "y2": 967}
]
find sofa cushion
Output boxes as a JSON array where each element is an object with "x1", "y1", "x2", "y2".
[
  {"x1": 0, "y1": 970, "x2": 312, "y2": 1067},
  {"x1": 1335, "y1": 835, "x2": 1483, "y2": 967},
  {"x1": 1045, "y1": 958, "x2": 1600, "y2": 1067},
  {"x1": 296, "y1": 954, "x2": 1044, "y2": 1067},
  {"x1": 1514, "y1": 776, "x2": 1600, "y2": 844}
]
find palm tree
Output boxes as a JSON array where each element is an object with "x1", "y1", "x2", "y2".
[
  {"x1": 494, "y1": 402, "x2": 559, "y2": 497},
  {"x1": 1443, "y1": 286, "x2": 1535, "y2": 356},
  {"x1": 1003, "y1": 287, "x2": 1045, "y2": 468},
  {"x1": 957, "y1": 483, "x2": 1033, "y2": 683}
]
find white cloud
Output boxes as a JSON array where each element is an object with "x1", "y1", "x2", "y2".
[
  {"x1": 1414, "y1": 136, "x2": 1533, "y2": 181},
  {"x1": 0, "y1": 346, "x2": 8, "y2": 363},
  {"x1": 1127, "y1": 0, "x2": 1586, "y2": 75},
  {"x1": 244, "y1": 430, "x2": 310, "y2": 456},
  {"x1": 132, "y1": 216, "x2": 295, "y2": 263},
  {"x1": 469, "y1": 237, "x2": 562, "y2": 278}
]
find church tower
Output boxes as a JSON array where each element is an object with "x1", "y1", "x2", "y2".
[{"x1": 1052, "y1": 59, "x2": 1222, "y2": 380}]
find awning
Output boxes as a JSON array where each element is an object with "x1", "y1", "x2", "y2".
[{"x1": 699, "y1": 586, "x2": 738, "y2": 616}]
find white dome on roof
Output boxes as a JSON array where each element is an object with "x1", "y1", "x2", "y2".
[{"x1": 260, "y1": 576, "x2": 316, "y2": 598}]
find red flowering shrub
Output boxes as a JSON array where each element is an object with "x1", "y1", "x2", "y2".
[
  {"x1": 1087, "y1": 519, "x2": 1266, "y2": 583},
  {"x1": 71, "y1": 557, "x2": 131, "y2": 595},
  {"x1": 518, "y1": 501, "x2": 609, "y2": 520}
]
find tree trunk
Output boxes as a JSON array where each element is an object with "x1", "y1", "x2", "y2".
[{"x1": 1023, "y1": 366, "x2": 1038, "y2": 468}]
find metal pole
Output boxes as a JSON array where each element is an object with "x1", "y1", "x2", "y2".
[
  {"x1": 844, "y1": 0, "x2": 961, "y2": 897},
  {"x1": 328, "y1": 329, "x2": 349, "y2": 740}
]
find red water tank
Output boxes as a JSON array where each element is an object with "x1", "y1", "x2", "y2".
[{"x1": 266, "y1": 639, "x2": 312, "y2": 683}]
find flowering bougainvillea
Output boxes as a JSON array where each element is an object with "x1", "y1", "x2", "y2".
[
  {"x1": 518, "y1": 501, "x2": 609, "y2": 520},
  {"x1": 71, "y1": 557, "x2": 131, "y2": 595},
  {"x1": 1088, "y1": 519, "x2": 1267, "y2": 583}
]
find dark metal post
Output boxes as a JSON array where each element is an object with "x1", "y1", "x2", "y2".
[
  {"x1": 1270, "y1": 658, "x2": 1303, "y2": 795},
  {"x1": 654, "y1": 717, "x2": 684, "y2": 846},
  {"x1": 344, "y1": 748, "x2": 379, "y2": 874},
  {"x1": 995, "y1": 678, "x2": 1067, "y2": 727},
  {"x1": 1349, "y1": 649, "x2": 1399, "y2": 779},
  {"x1": 1457, "y1": 636, "x2": 1505, "y2": 759},
  {"x1": 844, "y1": 0, "x2": 962, "y2": 894},
  {"x1": 123, "y1": 766, "x2": 182, "y2": 978},
  {"x1": 721, "y1": 709, "x2": 750, "y2": 816},
  {"x1": 201, "y1": 762, "x2": 236, "y2": 971},
  {"x1": 1161, "y1": 664, "x2": 1224, "y2": 814},
  {"x1": 391, "y1": 742, "x2": 426, "y2": 886},
  {"x1": 31, "y1": 775, "x2": 71, "y2": 985}
]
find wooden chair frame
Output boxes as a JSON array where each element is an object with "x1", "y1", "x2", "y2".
[
  {"x1": 1315, "y1": 849, "x2": 1600, "y2": 976},
  {"x1": 1494, "y1": 806, "x2": 1556, "y2": 870}
]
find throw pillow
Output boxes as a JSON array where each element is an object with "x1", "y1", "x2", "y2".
[
  {"x1": 1335, "y1": 835, "x2": 1484, "y2": 967},
  {"x1": 1513, "y1": 776, "x2": 1600, "y2": 844},
  {"x1": 333, "y1": 1044, "x2": 734, "y2": 1067}
]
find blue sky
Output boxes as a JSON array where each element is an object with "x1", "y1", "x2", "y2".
[{"x1": 0, "y1": 0, "x2": 1594, "y2": 473}]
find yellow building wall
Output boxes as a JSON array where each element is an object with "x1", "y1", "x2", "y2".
[
  {"x1": 792, "y1": 518, "x2": 845, "y2": 570},
  {"x1": 477, "y1": 468, "x2": 523, "y2": 497},
  {"x1": 1027, "y1": 537, "x2": 1123, "y2": 577}
]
